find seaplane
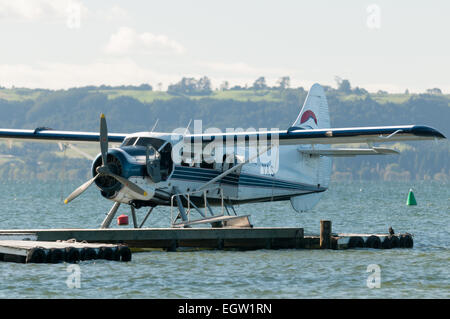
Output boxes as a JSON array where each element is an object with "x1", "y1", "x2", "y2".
[{"x1": 0, "y1": 84, "x2": 445, "y2": 228}]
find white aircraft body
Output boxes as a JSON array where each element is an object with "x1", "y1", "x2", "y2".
[{"x1": 0, "y1": 84, "x2": 445, "y2": 228}]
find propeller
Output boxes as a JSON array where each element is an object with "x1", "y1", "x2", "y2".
[{"x1": 64, "y1": 113, "x2": 148, "y2": 204}]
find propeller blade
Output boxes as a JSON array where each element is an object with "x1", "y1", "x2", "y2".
[
  {"x1": 100, "y1": 113, "x2": 108, "y2": 166},
  {"x1": 109, "y1": 173, "x2": 148, "y2": 197},
  {"x1": 64, "y1": 174, "x2": 99, "y2": 204}
]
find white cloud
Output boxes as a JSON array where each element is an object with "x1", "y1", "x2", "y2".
[
  {"x1": 0, "y1": 59, "x2": 181, "y2": 89},
  {"x1": 0, "y1": 0, "x2": 88, "y2": 21},
  {"x1": 104, "y1": 26, "x2": 185, "y2": 56}
]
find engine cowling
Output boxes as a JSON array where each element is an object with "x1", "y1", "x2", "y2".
[
  {"x1": 92, "y1": 152, "x2": 124, "y2": 198},
  {"x1": 91, "y1": 148, "x2": 156, "y2": 204}
]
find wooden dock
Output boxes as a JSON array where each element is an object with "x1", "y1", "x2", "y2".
[
  {"x1": 0, "y1": 227, "x2": 305, "y2": 251},
  {"x1": 0, "y1": 220, "x2": 414, "y2": 259}
]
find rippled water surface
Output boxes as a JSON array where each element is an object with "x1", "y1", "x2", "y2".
[{"x1": 0, "y1": 180, "x2": 448, "y2": 298}]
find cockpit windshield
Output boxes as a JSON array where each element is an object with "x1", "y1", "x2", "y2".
[
  {"x1": 135, "y1": 137, "x2": 165, "y2": 149},
  {"x1": 121, "y1": 136, "x2": 165, "y2": 149}
]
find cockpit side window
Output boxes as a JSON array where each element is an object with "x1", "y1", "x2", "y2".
[{"x1": 121, "y1": 137, "x2": 137, "y2": 146}]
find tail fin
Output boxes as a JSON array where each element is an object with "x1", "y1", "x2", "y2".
[
  {"x1": 292, "y1": 83, "x2": 330, "y2": 129},
  {"x1": 290, "y1": 83, "x2": 332, "y2": 212}
]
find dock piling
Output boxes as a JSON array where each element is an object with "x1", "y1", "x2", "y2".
[{"x1": 320, "y1": 220, "x2": 332, "y2": 249}]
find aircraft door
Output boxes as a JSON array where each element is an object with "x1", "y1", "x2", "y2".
[
  {"x1": 144, "y1": 141, "x2": 173, "y2": 183},
  {"x1": 146, "y1": 145, "x2": 161, "y2": 183}
]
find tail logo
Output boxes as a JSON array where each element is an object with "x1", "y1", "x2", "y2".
[{"x1": 300, "y1": 110, "x2": 318, "y2": 125}]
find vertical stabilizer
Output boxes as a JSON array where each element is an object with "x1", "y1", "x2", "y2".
[
  {"x1": 290, "y1": 83, "x2": 332, "y2": 212},
  {"x1": 292, "y1": 83, "x2": 330, "y2": 129}
]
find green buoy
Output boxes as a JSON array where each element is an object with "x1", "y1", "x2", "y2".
[{"x1": 406, "y1": 189, "x2": 417, "y2": 206}]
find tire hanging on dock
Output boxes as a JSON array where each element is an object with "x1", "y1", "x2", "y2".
[
  {"x1": 347, "y1": 236, "x2": 364, "y2": 248},
  {"x1": 399, "y1": 234, "x2": 413, "y2": 248},
  {"x1": 65, "y1": 247, "x2": 80, "y2": 263},
  {"x1": 49, "y1": 248, "x2": 65, "y2": 263},
  {"x1": 26, "y1": 248, "x2": 46, "y2": 263},
  {"x1": 381, "y1": 236, "x2": 392, "y2": 249},
  {"x1": 78, "y1": 248, "x2": 86, "y2": 261},
  {"x1": 365, "y1": 236, "x2": 381, "y2": 249},
  {"x1": 100, "y1": 247, "x2": 114, "y2": 260},
  {"x1": 118, "y1": 245, "x2": 132, "y2": 262},
  {"x1": 83, "y1": 247, "x2": 97, "y2": 260},
  {"x1": 389, "y1": 235, "x2": 400, "y2": 248},
  {"x1": 112, "y1": 247, "x2": 121, "y2": 261}
]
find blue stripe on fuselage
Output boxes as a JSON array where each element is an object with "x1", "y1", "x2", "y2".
[{"x1": 171, "y1": 165, "x2": 321, "y2": 191}]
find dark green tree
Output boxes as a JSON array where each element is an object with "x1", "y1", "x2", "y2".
[
  {"x1": 252, "y1": 77, "x2": 268, "y2": 90},
  {"x1": 277, "y1": 76, "x2": 290, "y2": 90}
]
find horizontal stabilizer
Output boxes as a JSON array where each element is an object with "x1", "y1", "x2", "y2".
[{"x1": 298, "y1": 147, "x2": 399, "y2": 157}]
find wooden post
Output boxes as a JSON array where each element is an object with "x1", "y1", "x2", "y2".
[{"x1": 320, "y1": 220, "x2": 331, "y2": 249}]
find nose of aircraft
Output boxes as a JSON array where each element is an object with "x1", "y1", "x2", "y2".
[{"x1": 64, "y1": 113, "x2": 148, "y2": 204}]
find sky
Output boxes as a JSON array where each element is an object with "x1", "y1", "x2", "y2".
[{"x1": 0, "y1": 0, "x2": 449, "y2": 93}]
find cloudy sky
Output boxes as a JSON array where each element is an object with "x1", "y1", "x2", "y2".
[{"x1": 0, "y1": 0, "x2": 448, "y2": 92}]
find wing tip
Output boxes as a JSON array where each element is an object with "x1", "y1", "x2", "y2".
[{"x1": 412, "y1": 125, "x2": 446, "y2": 139}]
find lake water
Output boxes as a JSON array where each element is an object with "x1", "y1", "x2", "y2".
[{"x1": 0, "y1": 180, "x2": 448, "y2": 298}]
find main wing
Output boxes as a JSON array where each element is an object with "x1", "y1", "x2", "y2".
[
  {"x1": 0, "y1": 128, "x2": 127, "y2": 144},
  {"x1": 0, "y1": 124, "x2": 446, "y2": 152},
  {"x1": 185, "y1": 125, "x2": 446, "y2": 146}
]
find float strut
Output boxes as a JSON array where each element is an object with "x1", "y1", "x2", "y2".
[{"x1": 100, "y1": 202, "x2": 121, "y2": 229}]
